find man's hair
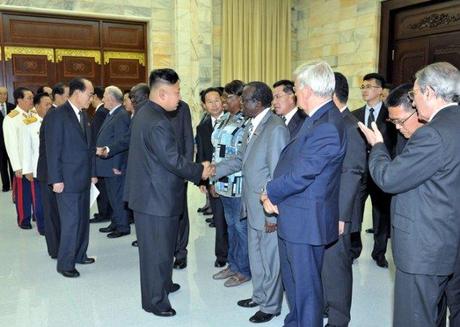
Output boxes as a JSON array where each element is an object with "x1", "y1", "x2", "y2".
[
  {"x1": 272, "y1": 79, "x2": 295, "y2": 95},
  {"x1": 69, "y1": 78, "x2": 87, "y2": 97},
  {"x1": 13, "y1": 87, "x2": 32, "y2": 103},
  {"x1": 363, "y1": 73, "x2": 385, "y2": 87},
  {"x1": 200, "y1": 87, "x2": 222, "y2": 103},
  {"x1": 294, "y1": 61, "x2": 335, "y2": 98},
  {"x1": 246, "y1": 81, "x2": 273, "y2": 108},
  {"x1": 333, "y1": 72, "x2": 349, "y2": 104},
  {"x1": 415, "y1": 62, "x2": 459, "y2": 103},
  {"x1": 385, "y1": 83, "x2": 414, "y2": 113},
  {"x1": 224, "y1": 80, "x2": 245, "y2": 96},
  {"x1": 149, "y1": 68, "x2": 179, "y2": 89},
  {"x1": 36, "y1": 86, "x2": 50, "y2": 95},
  {"x1": 52, "y1": 83, "x2": 66, "y2": 98},
  {"x1": 33, "y1": 92, "x2": 51, "y2": 106},
  {"x1": 105, "y1": 85, "x2": 123, "y2": 103},
  {"x1": 130, "y1": 83, "x2": 150, "y2": 108},
  {"x1": 93, "y1": 86, "x2": 104, "y2": 100}
]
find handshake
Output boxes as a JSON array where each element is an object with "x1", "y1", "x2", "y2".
[
  {"x1": 201, "y1": 161, "x2": 216, "y2": 180},
  {"x1": 96, "y1": 147, "x2": 109, "y2": 158}
]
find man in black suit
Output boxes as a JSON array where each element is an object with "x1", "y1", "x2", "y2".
[
  {"x1": 196, "y1": 87, "x2": 228, "y2": 268},
  {"x1": 0, "y1": 86, "x2": 15, "y2": 192},
  {"x1": 90, "y1": 86, "x2": 112, "y2": 225},
  {"x1": 45, "y1": 78, "x2": 97, "y2": 278},
  {"x1": 272, "y1": 79, "x2": 306, "y2": 138},
  {"x1": 359, "y1": 62, "x2": 460, "y2": 327},
  {"x1": 351, "y1": 73, "x2": 397, "y2": 268},
  {"x1": 95, "y1": 86, "x2": 131, "y2": 238},
  {"x1": 124, "y1": 68, "x2": 211, "y2": 317},
  {"x1": 167, "y1": 100, "x2": 194, "y2": 269},
  {"x1": 322, "y1": 72, "x2": 367, "y2": 327},
  {"x1": 51, "y1": 83, "x2": 69, "y2": 108}
]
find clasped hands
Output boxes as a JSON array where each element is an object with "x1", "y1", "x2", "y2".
[
  {"x1": 96, "y1": 147, "x2": 108, "y2": 158},
  {"x1": 201, "y1": 161, "x2": 216, "y2": 180},
  {"x1": 260, "y1": 193, "x2": 278, "y2": 215}
]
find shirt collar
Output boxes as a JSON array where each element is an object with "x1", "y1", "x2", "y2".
[
  {"x1": 211, "y1": 112, "x2": 224, "y2": 126},
  {"x1": 309, "y1": 100, "x2": 332, "y2": 118},
  {"x1": 251, "y1": 107, "x2": 271, "y2": 130},
  {"x1": 96, "y1": 103, "x2": 104, "y2": 111},
  {"x1": 429, "y1": 103, "x2": 458, "y2": 122},
  {"x1": 365, "y1": 101, "x2": 382, "y2": 112},
  {"x1": 283, "y1": 107, "x2": 298, "y2": 125},
  {"x1": 68, "y1": 100, "x2": 81, "y2": 119},
  {"x1": 109, "y1": 104, "x2": 121, "y2": 115}
]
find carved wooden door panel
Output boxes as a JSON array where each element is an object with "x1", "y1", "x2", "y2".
[
  {"x1": 429, "y1": 31, "x2": 460, "y2": 69},
  {"x1": 392, "y1": 38, "x2": 428, "y2": 85},
  {"x1": 103, "y1": 52, "x2": 146, "y2": 92},
  {"x1": 55, "y1": 49, "x2": 102, "y2": 87}
]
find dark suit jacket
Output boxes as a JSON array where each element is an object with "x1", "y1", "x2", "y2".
[
  {"x1": 352, "y1": 104, "x2": 397, "y2": 158},
  {"x1": 369, "y1": 105, "x2": 460, "y2": 276},
  {"x1": 339, "y1": 108, "x2": 367, "y2": 232},
  {"x1": 124, "y1": 101, "x2": 203, "y2": 217},
  {"x1": 168, "y1": 100, "x2": 194, "y2": 160},
  {"x1": 91, "y1": 105, "x2": 108, "y2": 146},
  {"x1": 45, "y1": 101, "x2": 95, "y2": 193},
  {"x1": 37, "y1": 107, "x2": 57, "y2": 183},
  {"x1": 195, "y1": 115, "x2": 213, "y2": 163},
  {"x1": 267, "y1": 101, "x2": 347, "y2": 245},
  {"x1": 95, "y1": 106, "x2": 131, "y2": 177},
  {"x1": 0, "y1": 102, "x2": 15, "y2": 151},
  {"x1": 287, "y1": 109, "x2": 307, "y2": 139}
]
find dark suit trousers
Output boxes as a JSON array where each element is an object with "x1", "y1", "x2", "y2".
[
  {"x1": 210, "y1": 195, "x2": 228, "y2": 262},
  {"x1": 40, "y1": 181, "x2": 60, "y2": 258},
  {"x1": 134, "y1": 212, "x2": 179, "y2": 312},
  {"x1": 56, "y1": 191, "x2": 90, "y2": 272},
  {"x1": 446, "y1": 247, "x2": 460, "y2": 327},
  {"x1": 95, "y1": 177, "x2": 112, "y2": 219},
  {"x1": 279, "y1": 237, "x2": 325, "y2": 327},
  {"x1": 105, "y1": 175, "x2": 130, "y2": 233},
  {"x1": 0, "y1": 147, "x2": 13, "y2": 190},
  {"x1": 322, "y1": 230, "x2": 353, "y2": 327},
  {"x1": 394, "y1": 268, "x2": 449, "y2": 327},
  {"x1": 350, "y1": 177, "x2": 391, "y2": 259},
  {"x1": 175, "y1": 183, "x2": 189, "y2": 260}
]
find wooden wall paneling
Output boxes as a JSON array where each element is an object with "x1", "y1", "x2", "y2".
[
  {"x1": 55, "y1": 49, "x2": 102, "y2": 87},
  {"x1": 102, "y1": 22, "x2": 145, "y2": 50},
  {"x1": 391, "y1": 38, "x2": 429, "y2": 85},
  {"x1": 429, "y1": 31, "x2": 460, "y2": 69},
  {"x1": 104, "y1": 52, "x2": 146, "y2": 91},
  {"x1": 4, "y1": 48, "x2": 56, "y2": 94},
  {"x1": 2, "y1": 13, "x2": 100, "y2": 49}
]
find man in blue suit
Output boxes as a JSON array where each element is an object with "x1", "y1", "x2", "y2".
[
  {"x1": 261, "y1": 61, "x2": 347, "y2": 327},
  {"x1": 95, "y1": 85, "x2": 131, "y2": 238},
  {"x1": 45, "y1": 77, "x2": 97, "y2": 278}
]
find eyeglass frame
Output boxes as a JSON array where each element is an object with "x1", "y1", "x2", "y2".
[
  {"x1": 386, "y1": 109, "x2": 417, "y2": 126},
  {"x1": 360, "y1": 84, "x2": 382, "y2": 90}
]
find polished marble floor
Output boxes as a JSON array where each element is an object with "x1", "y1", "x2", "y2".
[{"x1": 0, "y1": 187, "x2": 394, "y2": 327}]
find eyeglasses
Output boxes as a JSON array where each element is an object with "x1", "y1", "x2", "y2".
[
  {"x1": 386, "y1": 110, "x2": 416, "y2": 126},
  {"x1": 360, "y1": 85, "x2": 382, "y2": 90},
  {"x1": 407, "y1": 89, "x2": 418, "y2": 101}
]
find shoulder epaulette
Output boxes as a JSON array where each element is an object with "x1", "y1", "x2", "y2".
[{"x1": 7, "y1": 110, "x2": 19, "y2": 118}]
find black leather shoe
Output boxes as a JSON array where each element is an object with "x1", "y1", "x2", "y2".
[
  {"x1": 132, "y1": 240, "x2": 138, "y2": 247},
  {"x1": 214, "y1": 259, "x2": 226, "y2": 268},
  {"x1": 238, "y1": 298, "x2": 259, "y2": 308},
  {"x1": 59, "y1": 269, "x2": 80, "y2": 278},
  {"x1": 78, "y1": 257, "x2": 95, "y2": 265},
  {"x1": 365, "y1": 228, "x2": 375, "y2": 234},
  {"x1": 152, "y1": 308, "x2": 176, "y2": 317},
  {"x1": 19, "y1": 224, "x2": 32, "y2": 230},
  {"x1": 173, "y1": 258, "x2": 187, "y2": 269},
  {"x1": 107, "y1": 231, "x2": 130, "y2": 238},
  {"x1": 249, "y1": 311, "x2": 280, "y2": 323},
  {"x1": 50, "y1": 255, "x2": 57, "y2": 259},
  {"x1": 205, "y1": 217, "x2": 214, "y2": 223},
  {"x1": 209, "y1": 222, "x2": 215, "y2": 228},
  {"x1": 90, "y1": 214, "x2": 110, "y2": 224},
  {"x1": 375, "y1": 256, "x2": 389, "y2": 268},
  {"x1": 99, "y1": 225, "x2": 115, "y2": 233},
  {"x1": 197, "y1": 205, "x2": 209, "y2": 213},
  {"x1": 202, "y1": 208, "x2": 213, "y2": 215},
  {"x1": 2, "y1": 188, "x2": 10, "y2": 192},
  {"x1": 170, "y1": 283, "x2": 180, "y2": 293}
]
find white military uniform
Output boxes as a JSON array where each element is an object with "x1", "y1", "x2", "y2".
[{"x1": 22, "y1": 114, "x2": 42, "y2": 178}]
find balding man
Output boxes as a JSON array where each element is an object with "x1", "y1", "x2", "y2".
[
  {"x1": 95, "y1": 86, "x2": 131, "y2": 238},
  {"x1": 0, "y1": 86, "x2": 15, "y2": 192},
  {"x1": 46, "y1": 78, "x2": 97, "y2": 278}
]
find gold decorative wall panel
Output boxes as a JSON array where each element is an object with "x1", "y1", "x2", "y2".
[
  {"x1": 104, "y1": 51, "x2": 145, "y2": 66},
  {"x1": 4, "y1": 46, "x2": 54, "y2": 62},
  {"x1": 56, "y1": 49, "x2": 102, "y2": 65}
]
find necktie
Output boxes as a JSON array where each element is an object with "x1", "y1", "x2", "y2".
[
  {"x1": 78, "y1": 111, "x2": 87, "y2": 140},
  {"x1": 1, "y1": 103, "x2": 5, "y2": 117},
  {"x1": 367, "y1": 108, "x2": 375, "y2": 128},
  {"x1": 246, "y1": 121, "x2": 254, "y2": 143},
  {"x1": 281, "y1": 116, "x2": 287, "y2": 124}
]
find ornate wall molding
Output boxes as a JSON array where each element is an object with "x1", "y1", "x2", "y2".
[
  {"x1": 103, "y1": 51, "x2": 145, "y2": 66},
  {"x1": 408, "y1": 13, "x2": 460, "y2": 31},
  {"x1": 55, "y1": 49, "x2": 102, "y2": 64},
  {"x1": 4, "y1": 46, "x2": 54, "y2": 62}
]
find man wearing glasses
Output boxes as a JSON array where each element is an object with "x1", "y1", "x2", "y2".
[
  {"x1": 358, "y1": 62, "x2": 460, "y2": 327},
  {"x1": 351, "y1": 73, "x2": 397, "y2": 268}
]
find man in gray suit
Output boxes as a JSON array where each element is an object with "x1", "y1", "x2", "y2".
[
  {"x1": 358, "y1": 62, "x2": 460, "y2": 327},
  {"x1": 213, "y1": 81, "x2": 289, "y2": 323}
]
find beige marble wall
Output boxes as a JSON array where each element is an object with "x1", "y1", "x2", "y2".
[
  {"x1": 292, "y1": 0, "x2": 384, "y2": 109},
  {"x1": 0, "y1": 0, "x2": 220, "y2": 123}
]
